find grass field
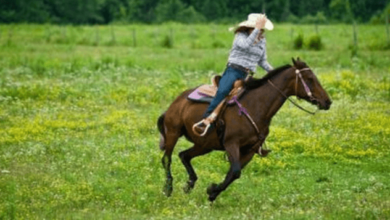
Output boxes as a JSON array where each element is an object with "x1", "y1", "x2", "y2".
[{"x1": 0, "y1": 23, "x2": 390, "y2": 219}]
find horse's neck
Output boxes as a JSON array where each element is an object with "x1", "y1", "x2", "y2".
[{"x1": 245, "y1": 69, "x2": 295, "y2": 121}]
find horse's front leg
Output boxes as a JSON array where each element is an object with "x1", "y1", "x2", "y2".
[
  {"x1": 179, "y1": 146, "x2": 211, "y2": 194},
  {"x1": 207, "y1": 143, "x2": 241, "y2": 202},
  {"x1": 207, "y1": 147, "x2": 256, "y2": 202}
]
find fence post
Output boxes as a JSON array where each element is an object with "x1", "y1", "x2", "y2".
[
  {"x1": 291, "y1": 28, "x2": 294, "y2": 45},
  {"x1": 386, "y1": 12, "x2": 389, "y2": 44},
  {"x1": 351, "y1": 21, "x2": 358, "y2": 57},
  {"x1": 170, "y1": 28, "x2": 174, "y2": 47},
  {"x1": 111, "y1": 25, "x2": 116, "y2": 45},
  {"x1": 7, "y1": 25, "x2": 13, "y2": 45},
  {"x1": 353, "y1": 21, "x2": 358, "y2": 47},
  {"x1": 190, "y1": 26, "x2": 196, "y2": 39},
  {"x1": 45, "y1": 26, "x2": 51, "y2": 42},
  {"x1": 62, "y1": 25, "x2": 67, "y2": 43},
  {"x1": 95, "y1": 25, "x2": 100, "y2": 46},
  {"x1": 132, "y1": 29, "x2": 137, "y2": 47},
  {"x1": 155, "y1": 28, "x2": 159, "y2": 45},
  {"x1": 262, "y1": 1, "x2": 266, "y2": 14}
]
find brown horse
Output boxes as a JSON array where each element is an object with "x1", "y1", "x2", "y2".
[{"x1": 157, "y1": 58, "x2": 331, "y2": 201}]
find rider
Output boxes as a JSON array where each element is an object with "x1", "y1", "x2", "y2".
[{"x1": 194, "y1": 13, "x2": 274, "y2": 134}]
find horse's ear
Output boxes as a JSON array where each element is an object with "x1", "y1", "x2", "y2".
[
  {"x1": 297, "y1": 57, "x2": 301, "y2": 61},
  {"x1": 292, "y1": 58, "x2": 297, "y2": 66}
]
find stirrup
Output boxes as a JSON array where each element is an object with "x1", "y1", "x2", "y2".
[
  {"x1": 193, "y1": 114, "x2": 217, "y2": 136},
  {"x1": 192, "y1": 120, "x2": 211, "y2": 137}
]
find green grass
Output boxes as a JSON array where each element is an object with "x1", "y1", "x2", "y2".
[{"x1": 0, "y1": 24, "x2": 389, "y2": 219}]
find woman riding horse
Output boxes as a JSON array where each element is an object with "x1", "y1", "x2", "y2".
[
  {"x1": 158, "y1": 58, "x2": 332, "y2": 201},
  {"x1": 194, "y1": 13, "x2": 274, "y2": 134}
]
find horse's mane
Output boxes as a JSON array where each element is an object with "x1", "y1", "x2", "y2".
[{"x1": 245, "y1": 64, "x2": 292, "y2": 90}]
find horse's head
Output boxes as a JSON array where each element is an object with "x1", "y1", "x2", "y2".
[{"x1": 291, "y1": 58, "x2": 332, "y2": 110}]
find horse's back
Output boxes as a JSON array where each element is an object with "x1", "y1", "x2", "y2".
[{"x1": 164, "y1": 88, "x2": 204, "y2": 129}]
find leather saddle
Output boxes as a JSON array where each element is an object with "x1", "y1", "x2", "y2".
[{"x1": 187, "y1": 75, "x2": 245, "y2": 103}]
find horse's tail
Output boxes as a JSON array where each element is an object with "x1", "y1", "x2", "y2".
[{"x1": 157, "y1": 112, "x2": 166, "y2": 151}]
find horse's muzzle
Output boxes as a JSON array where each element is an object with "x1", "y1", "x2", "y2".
[{"x1": 320, "y1": 99, "x2": 332, "y2": 110}]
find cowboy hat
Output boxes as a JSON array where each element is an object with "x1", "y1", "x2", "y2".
[{"x1": 230, "y1": 13, "x2": 274, "y2": 32}]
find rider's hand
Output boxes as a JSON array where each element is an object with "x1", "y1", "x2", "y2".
[{"x1": 255, "y1": 15, "x2": 267, "y2": 30}]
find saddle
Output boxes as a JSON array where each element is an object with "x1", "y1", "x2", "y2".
[{"x1": 187, "y1": 75, "x2": 245, "y2": 104}]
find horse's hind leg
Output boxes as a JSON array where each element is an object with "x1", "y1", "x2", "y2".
[
  {"x1": 179, "y1": 146, "x2": 211, "y2": 193},
  {"x1": 161, "y1": 132, "x2": 180, "y2": 197}
]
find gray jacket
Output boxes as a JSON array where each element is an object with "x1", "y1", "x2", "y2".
[{"x1": 227, "y1": 28, "x2": 273, "y2": 73}]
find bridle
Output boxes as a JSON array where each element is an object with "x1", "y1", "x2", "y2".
[{"x1": 268, "y1": 67, "x2": 318, "y2": 115}]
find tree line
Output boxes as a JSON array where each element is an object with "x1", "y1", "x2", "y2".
[{"x1": 0, "y1": 0, "x2": 389, "y2": 24}]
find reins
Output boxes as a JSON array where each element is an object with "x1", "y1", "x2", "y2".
[
  {"x1": 267, "y1": 67, "x2": 318, "y2": 115},
  {"x1": 231, "y1": 96, "x2": 265, "y2": 156}
]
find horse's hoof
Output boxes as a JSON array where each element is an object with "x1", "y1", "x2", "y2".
[
  {"x1": 183, "y1": 184, "x2": 192, "y2": 194},
  {"x1": 207, "y1": 183, "x2": 219, "y2": 201},
  {"x1": 260, "y1": 149, "x2": 272, "y2": 157},
  {"x1": 208, "y1": 194, "x2": 217, "y2": 202},
  {"x1": 163, "y1": 184, "x2": 173, "y2": 197},
  {"x1": 183, "y1": 181, "x2": 195, "y2": 194}
]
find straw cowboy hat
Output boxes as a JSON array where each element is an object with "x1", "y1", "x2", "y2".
[{"x1": 229, "y1": 13, "x2": 274, "y2": 32}]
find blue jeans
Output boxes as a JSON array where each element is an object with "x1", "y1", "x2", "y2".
[{"x1": 203, "y1": 66, "x2": 247, "y2": 118}]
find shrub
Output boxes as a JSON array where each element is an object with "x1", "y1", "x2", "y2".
[
  {"x1": 307, "y1": 35, "x2": 323, "y2": 50},
  {"x1": 350, "y1": 44, "x2": 358, "y2": 57},
  {"x1": 368, "y1": 41, "x2": 390, "y2": 50},
  {"x1": 161, "y1": 35, "x2": 173, "y2": 48},
  {"x1": 369, "y1": 3, "x2": 390, "y2": 24},
  {"x1": 286, "y1": 14, "x2": 299, "y2": 23},
  {"x1": 293, "y1": 33, "x2": 304, "y2": 49},
  {"x1": 211, "y1": 40, "x2": 225, "y2": 48},
  {"x1": 301, "y1": 12, "x2": 327, "y2": 24}
]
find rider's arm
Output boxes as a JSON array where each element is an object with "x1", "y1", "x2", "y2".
[
  {"x1": 257, "y1": 39, "x2": 273, "y2": 72},
  {"x1": 233, "y1": 29, "x2": 260, "y2": 49}
]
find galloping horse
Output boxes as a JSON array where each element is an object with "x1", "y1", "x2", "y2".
[{"x1": 157, "y1": 58, "x2": 332, "y2": 201}]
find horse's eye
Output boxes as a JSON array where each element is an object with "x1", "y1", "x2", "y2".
[{"x1": 307, "y1": 77, "x2": 315, "y2": 87}]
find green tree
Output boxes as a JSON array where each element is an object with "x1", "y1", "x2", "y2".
[
  {"x1": 155, "y1": 0, "x2": 185, "y2": 23},
  {"x1": 100, "y1": 0, "x2": 128, "y2": 23},
  {"x1": 45, "y1": 0, "x2": 104, "y2": 24},
  {"x1": 290, "y1": 0, "x2": 329, "y2": 19},
  {"x1": 125, "y1": 0, "x2": 160, "y2": 23},
  {"x1": 0, "y1": 0, "x2": 50, "y2": 23},
  {"x1": 350, "y1": 0, "x2": 388, "y2": 22},
  {"x1": 201, "y1": 0, "x2": 227, "y2": 21},
  {"x1": 370, "y1": 2, "x2": 390, "y2": 24},
  {"x1": 177, "y1": 6, "x2": 206, "y2": 23},
  {"x1": 0, "y1": 0, "x2": 389, "y2": 24}
]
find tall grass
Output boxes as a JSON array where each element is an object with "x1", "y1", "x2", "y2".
[{"x1": 0, "y1": 24, "x2": 389, "y2": 219}]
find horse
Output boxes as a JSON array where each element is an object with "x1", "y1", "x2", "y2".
[{"x1": 157, "y1": 58, "x2": 332, "y2": 202}]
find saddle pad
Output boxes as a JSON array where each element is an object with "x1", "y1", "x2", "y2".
[
  {"x1": 187, "y1": 85, "x2": 241, "y2": 104},
  {"x1": 187, "y1": 86, "x2": 214, "y2": 103}
]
